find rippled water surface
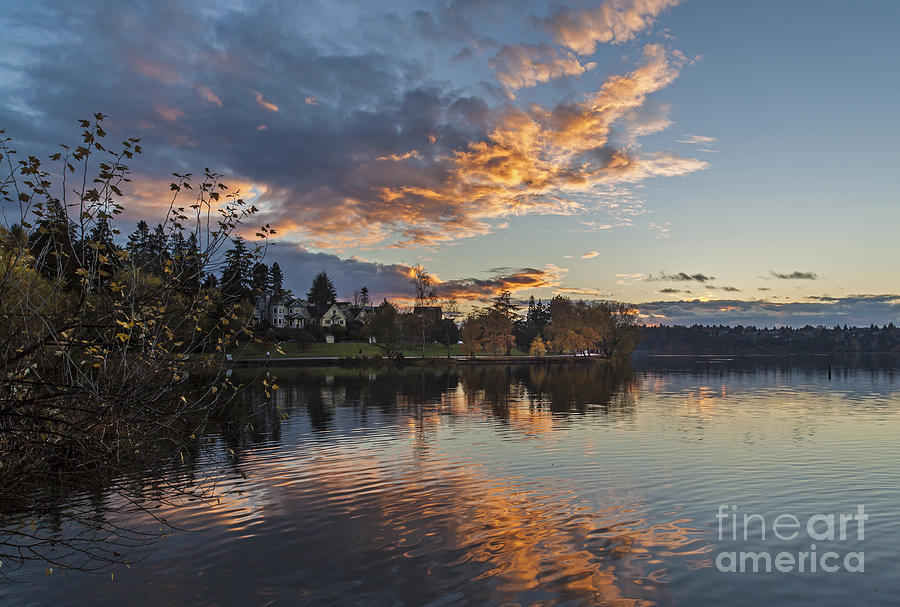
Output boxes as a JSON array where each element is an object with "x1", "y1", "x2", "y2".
[{"x1": 3, "y1": 356, "x2": 900, "y2": 606}]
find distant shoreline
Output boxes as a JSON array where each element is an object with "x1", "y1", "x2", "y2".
[{"x1": 633, "y1": 351, "x2": 900, "y2": 357}]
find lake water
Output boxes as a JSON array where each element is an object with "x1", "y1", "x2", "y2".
[{"x1": 3, "y1": 355, "x2": 899, "y2": 606}]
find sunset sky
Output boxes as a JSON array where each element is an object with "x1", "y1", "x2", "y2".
[{"x1": 3, "y1": 0, "x2": 899, "y2": 326}]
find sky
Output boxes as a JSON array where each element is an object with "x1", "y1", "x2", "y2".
[{"x1": 2, "y1": 0, "x2": 899, "y2": 326}]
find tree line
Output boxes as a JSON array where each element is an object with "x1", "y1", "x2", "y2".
[
  {"x1": 243, "y1": 260, "x2": 642, "y2": 360},
  {"x1": 639, "y1": 324, "x2": 900, "y2": 354},
  {"x1": 458, "y1": 292, "x2": 640, "y2": 359}
]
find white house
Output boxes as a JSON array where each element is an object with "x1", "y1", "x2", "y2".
[
  {"x1": 255, "y1": 294, "x2": 312, "y2": 329},
  {"x1": 320, "y1": 303, "x2": 349, "y2": 327},
  {"x1": 269, "y1": 297, "x2": 288, "y2": 327},
  {"x1": 286, "y1": 302, "x2": 311, "y2": 328},
  {"x1": 256, "y1": 295, "x2": 373, "y2": 330},
  {"x1": 253, "y1": 294, "x2": 278, "y2": 326}
]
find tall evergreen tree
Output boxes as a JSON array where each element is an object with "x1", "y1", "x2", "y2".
[
  {"x1": 170, "y1": 231, "x2": 187, "y2": 260},
  {"x1": 147, "y1": 223, "x2": 169, "y2": 274},
  {"x1": 526, "y1": 296, "x2": 550, "y2": 330},
  {"x1": 307, "y1": 271, "x2": 337, "y2": 310},
  {"x1": 179, "y1": 231, "x2": 203, "y2": 294},
  {"x1": 126, "y1": 220, "x2": 151, "y2": 266},
  {"x1": 220, "y1": 237, "x2": 252, "y2": 302},
  {"x1": 491, "y1": 290, "x2": 520, "y2": 322},
  {"x1": 85, "y1": 216, "x2": 116, "y2": 251},
  {"x1": 251, "y1": 262, "x2": 271, "y2": 295},
  {"x1": 359, "y1": 286, "x2": 369, "y2": 306},
  {"x1": 269, "y1": 262, "x2": 284, "y2": 295}
]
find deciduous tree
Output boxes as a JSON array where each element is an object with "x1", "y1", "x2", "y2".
[{"x1": 0, "y1": 115, "x2": 274, "y2": 574}]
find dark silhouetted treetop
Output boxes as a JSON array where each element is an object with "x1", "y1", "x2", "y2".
[
  {"x1": 220, "y1": 237, "x2": 253, "y2": 302},
  {"x1": 270, "y1": 261, "x2": 284, "y2": 295},
  {"x1": 251, "y1": 262, "x2": 271, "y2": 295},
  {"x1": 307, "y1": 271, "x2": 337, "y2": 310}
]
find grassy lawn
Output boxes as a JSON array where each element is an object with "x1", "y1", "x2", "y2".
[
  {"x1": 232, "y1": 341, "x2": 378, "y2": 358},
  {"x1": 230, "y1": 341, "x2": 531, "y2": 358}
]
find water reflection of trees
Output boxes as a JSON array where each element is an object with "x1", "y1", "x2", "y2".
[
  {"x1": 1, "y1": 383, "x2": 272, "y2": 578},
  {"x1": 232, "y1": 367, "x2": 463, "y2": 433},
  {"x1": 0, "y1": 426, "x2": 214, "y2": 579},
  {"x1": 230, "y1": 363, "x2": 638, "y2": 437},
  {"x1": 460, "y1": 363, "x2": 636, "y2": 415}
]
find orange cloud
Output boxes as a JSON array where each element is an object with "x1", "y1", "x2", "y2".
[
  {"x1": 374, "y1": 44, "x2": 704, "y2": 247},
  {"x1": 196, "y1": 84, "x2": 223, "y2": 107},
  {"x1": 256, "y1": 45, "x2": 705, "y2": 251},
  {"x1": 304, "y1": 96, "x2": 319, "y2": 105},
  {"x1": 387, "y1": 265, "x2": 565, "y2": 307},
  {"x1": 546, "y1": 0, "x2": 682, "y2": 55},
  {"x1": 155, "y1": 106, "x2": 185, "y2": 123},
  {"x1": 582, "y1": 251, "x2": 600, "y2": 259},
  {"x1": 489, "y1": 44, "x2": 594, "y2": 90},
  {"x1": 376, "y1": 150, "x2": 421, "y2": 162},
  {"x1": 254, "y1": 91, "x2": 278, "y2": 112},
  {"x1": 434, "y1": 266, "x2": 565, "y2": 302}
]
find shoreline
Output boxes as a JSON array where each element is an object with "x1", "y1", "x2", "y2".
[{"x1": 227, "y1": 354, "x2": 612, "y2": 368}]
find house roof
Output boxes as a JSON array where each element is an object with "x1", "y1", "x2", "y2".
[
  {"x1": 288, "y1": 307, "x2": 311, "y2": 319},
  {"x1": 322, "y1": 303, "x2": 348, "y2": 316}
]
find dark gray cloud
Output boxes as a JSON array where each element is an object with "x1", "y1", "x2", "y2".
[
  {"x1": 0, "y1": 0, "x2": 705, "y2": 251},
  {"x1": 268, "y1": 244, "x2": 561, "y2": 304},
  {"x1": 266, "y1": 245, "x2": 412, "y2": 303},
  {"x1": 770, "y1": 270, "x2": 818, "y2": 280},
  {"x1": 648, "y1": 272, "x2": 714, "y2": 282},
  {"x1": 0, "y1": 1, "x2": 486, "y2": 237},
  {"x1": 638, "y1": 295, "x2": 900, "y2": 327}
]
